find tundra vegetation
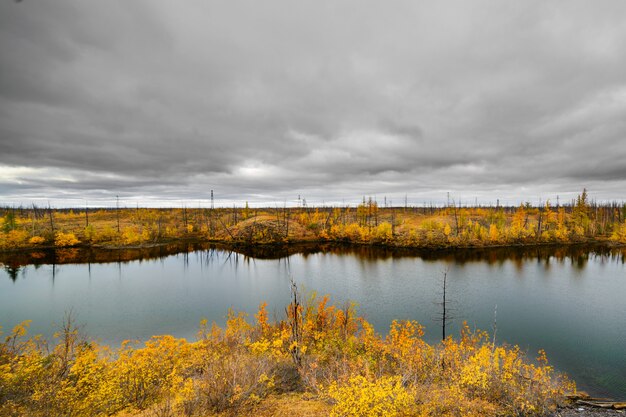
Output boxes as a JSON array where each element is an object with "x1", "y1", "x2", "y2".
[
  {"x1": 0, "y1": 292, "x2": 574, "y2": 417},
  {"x1": 2, "y1": 190, "x2": 625, "y2": 252}
]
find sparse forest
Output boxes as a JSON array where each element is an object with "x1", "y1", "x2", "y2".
[{"x1": 2, "y1": 190, "x2": 626, "y2": 252}]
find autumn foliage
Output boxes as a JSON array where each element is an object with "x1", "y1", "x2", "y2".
[
  {"x1": 1, "y1": 190, "x2": 625, "y2": 251},
  {"x1": 1, "y1": 296, "x2": 574, "y2": 417}
]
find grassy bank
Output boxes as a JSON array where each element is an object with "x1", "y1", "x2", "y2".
[
  {"x1": 1, "y1": 290, "x2": 575, "y2": 417},
  {"x1": 2, "y1": 191, "x2": 626, "y2": 253}
]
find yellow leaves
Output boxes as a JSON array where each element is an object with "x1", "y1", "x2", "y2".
[
  {"x1": 197, "y1": 318, "x2": 222, "y2": 342},
  {"x1": 344, "y1": 223, "x2": 362, "y2": 241},
  {"x1": 10, "y1": 320, "x2": 32, "y2": 339},
  {"x1": 121, "y1": 226, "x2": 141, "y2": 245},
  {"x1": 255, "y1": 302, "x2": 270, "y2": 336},
  {"x1": 105, "y1": 335, "x2": 191, "y2": 412},
  {"x1": 318, "y1": 229, "x2": 330, "y2": 240},
  {"x1": 56, "y1": 343, "x2": 109, "y2": 416},
  {"x1": 3, "y1": 229, "x2": 29, "y2": 247},
  {"x1": 554, "y1": 224, "x2": 569, "y2": 242},
  {"x1": 4, "y1": 197, "x2": 621, "y2": 251},
  {"x1": 225, "y1": 309, "x2": 252, "y2": 344},
  {"x1": 258, "y1": 372, "x2": 275, "y2": 391},
  {"x1": 488, "y1": 224, "x2": 499, "y2": 242},
  {"x1": 374, "y1": 222, "x2": 393, "y2": 243},
  {"x1": 1, "y1": 300, "x2": 574, "y2": 417},
  {"x1": 249, "y1": 338, "x2": 271, "y2": 355},
  {"x1": 510, "y1": 204, "x2": 531, "y2": 240},
  {"x1": 453, "y1": 342, "x2": 570, "y2": 415},
  {"x1": 54, "y1": 231, "x2": 79, "y2": 247},
  {"x1": 358, "y1": 226, "x2": 371, "y2": 242},
  {"x1": 28, "y1": 236, "x2": 46, "y2": 245},
  {"x1": 328, "y1": 375, "x2": 414, "y2": 417},
  {"x1": 611, "y1": 223, "x2": 626, "y2": 243},
  {"x1": 386, "y1": 320, "x2": 425, "y2": 359},
  {"x1": 273, "y1": 331, "x2": 288, "y2": 349},
  {"x1": 460, "y1": 346, "x2": 496, "y2": 390},
  {"x1": 288, "y1": 338, "x2": 307, "y2": 359}
]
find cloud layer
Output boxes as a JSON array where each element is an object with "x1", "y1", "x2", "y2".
[{"x1": 2, "y1": 0, "x2": 626, "y2": 207}]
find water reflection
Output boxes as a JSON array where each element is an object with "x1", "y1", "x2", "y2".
[
  {"x1": 2, "y1": 243, "x2": 625, "y2": 282},
  {"x1": 4, "y1": 264, "x2": 19, "y2": 281}
]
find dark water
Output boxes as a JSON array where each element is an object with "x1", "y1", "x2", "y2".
[{"x1": 1, "y1": 244, "x2": 625, "y2": 399}]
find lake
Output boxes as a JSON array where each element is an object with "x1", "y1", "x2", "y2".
[{"x1": 1, "y1": 243, "x2": 625, "y2": 399}]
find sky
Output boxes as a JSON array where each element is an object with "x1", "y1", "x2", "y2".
[{"x1": 1, "y1": 0, "x2": 626, "y2": 208}]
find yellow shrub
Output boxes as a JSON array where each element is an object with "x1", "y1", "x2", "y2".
[
  {"x1": 121, "y1": 226, "x2": 141, "y2": 245},
  {"x1": 28, "y1": 236, "x2": 46, "y2": 245},
  {"x1": 327, "y1": 224, "x2": 343, "y2": 239},
  {"x1": 0, "y1": 297, "x2": 575, "y2": 417},
  {"x1": 55, "y1": 232, "x2": 79, "y2": 247},
  {"x1": 374, "y1": 222, "x2": 393, "y2": 243},
  {"x1": 141, "y1": 227, "x2": 152, "y2": 242},
  {"x1": 83, "y1": 225, "x2": 95, "y2": 242},
  {"x1": 488, "y1": 224, "x2": 499, "y2": 242},
  {"x1": 344, "y1": 223, "x2": 361, "y2": 241},
  {"x1": 358, "y1": 226, "x2": 371, "y2": 242},
  {"x1": 328, "y1": 375, "x2": 414, "y2": 417},
  {"x1": 421, "y1": 219, "x2": 443, "y2": 231},
  {"x1": 95, "y1": 226, "x2": 119, "y2": 243},
  {"x1": 4, "y1": 229, "x2": 29, "y2": 247},
  {"x1": 611, "y1": 223, "x2": 626, "y2": 243}
]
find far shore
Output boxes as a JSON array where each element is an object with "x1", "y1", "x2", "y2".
[{"x1": 1, "y1": 237, "x2": 624, "y2": 270}]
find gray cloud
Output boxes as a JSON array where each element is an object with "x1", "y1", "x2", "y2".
[{"x1": 1, "y1": 0, "x2": 626, "y2": 207}]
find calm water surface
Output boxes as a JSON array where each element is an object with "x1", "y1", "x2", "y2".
[{"x1": 1, "y1": 245, "x2": 625, "y2": 398}]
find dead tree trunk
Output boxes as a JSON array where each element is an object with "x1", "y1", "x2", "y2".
[{"x1": 48, "y1": 203, "x2": 55, "y2": 235}]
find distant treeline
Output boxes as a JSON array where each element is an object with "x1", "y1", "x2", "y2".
[{"x1": 2, "y1": 189, "x2": 626, "y2": 251}]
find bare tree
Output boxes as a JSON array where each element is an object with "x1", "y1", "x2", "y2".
[
  {"x1": 48, "y1": 202, "x2": 55, "y2": 235},
  {"x1": 286, "y1": 277, "x2": 303, "y2": 368},
  {"x1": 55, "y1": 309, "x2": 86, "y2": 379},
  {"x1": 434, "y1": 269, "x2": 455, "y2": 341},
  {"x1": 116, "y1": 195, "x2": 120, "y2": 233},
  {"x1": 85, "y1": 200, "x2": 89, "y2": 227},
  {"x1": 491, "y1": 304, "x2": 498, "y2": 352}
]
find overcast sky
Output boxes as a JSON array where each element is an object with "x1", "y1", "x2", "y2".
[{"x1": 1, "y1": 0, "x2": 626, "y2": 207}]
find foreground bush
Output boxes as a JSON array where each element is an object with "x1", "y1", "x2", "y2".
[{"x1": 0, "y1": 296, "x2": 575, "y2": 417}]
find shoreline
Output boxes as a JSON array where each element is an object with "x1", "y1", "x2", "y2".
[
  {"x1": 1, "y1": 238, "x2": 624, "y2": 270},
  {"x1": 1, "y1": 234, "x2": 624, "y2": 255}
]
